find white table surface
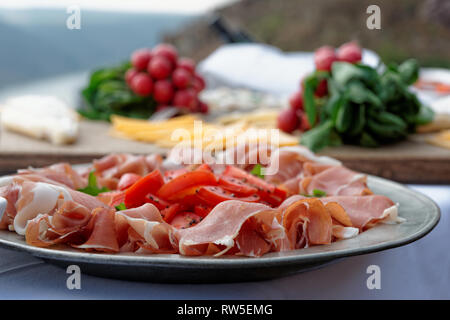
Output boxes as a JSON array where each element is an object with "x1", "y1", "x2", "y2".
[{"x1": 0, "y1": 185, "x2": 448, "y2": 300}]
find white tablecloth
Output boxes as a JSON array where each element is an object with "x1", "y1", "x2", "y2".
[{"x1": 0, "y1": 185, "x2": 448, "y2": 300}]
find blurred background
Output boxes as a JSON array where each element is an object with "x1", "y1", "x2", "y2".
[{"x1": 0, "y1": 0, "x2": 449, "y2": 89}]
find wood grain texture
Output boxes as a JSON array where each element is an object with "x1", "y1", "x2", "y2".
[{"x1": 1, "y1": 120, "x2": 449, "y2": 183}]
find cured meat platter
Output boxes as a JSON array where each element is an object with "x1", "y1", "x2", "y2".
[{"x1": 0, "y1": 174, "x2": 439, "y2": 283}]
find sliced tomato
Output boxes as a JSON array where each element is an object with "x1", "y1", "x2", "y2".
[
  {"x1": 222, "y1": 166, "x2": 287, "y2": 207},
  {"x1": 146, "y1": 193, "x2": 170, "y2": 211},
  {"x1": 170, "y1": 212, "x2": 203, "y2": 229},
  {"x1": 195, "y1": 163, "x2": 213, "y2": 172},
  {"x1": 157, "y1": 170, "x2": 217, "y2": 200},
  {"x1": 167, "y1": 186, "x2": 199, "y2": 201},
  {"x1": 160, "y1": 203, "x2": 185, "y2": 223},
  {"x1": 117, "y1": 173, "x2": 142, "y2": 191},
  {"x1": 259, "y1": 192, "x2": 284, "y2": 207},
  {"x1": 222, "y1": 165, "x2": 275, "y2": 194},
  {"x1": 197, "y1": 186, "x2": 260, "y2": 207},
  {"x1": 218, "y1": 176, "x2": 258, "y2": 196},
  {"x1": 194, "y1": 204, "x2": 212, "y2": 217},
  {"x1": 274, "y1": 186, "x2": 287, "y2": 200},
  {"x1": 164, "y1": 168, "x2": 189, "y2": 182},
  {"x1": 124, "y1": 169, "x2": 164, "y2": 208}
]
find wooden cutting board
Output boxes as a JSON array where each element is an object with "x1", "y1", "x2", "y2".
[{"x1": 1, "y1": 120, "x2": 449, "y2": 183}]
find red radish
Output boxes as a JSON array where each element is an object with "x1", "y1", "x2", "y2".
[
  {"x1": 277, "y1": 108, "x2": 299, "y2": 133},
  {"x1": 153, "y1": 79, "x2": 174, "y2": 104},
  {"x1": 153, "y1": 43, "x2": 178, "y2": 65},
  {"x1": 177, "y1": 57, "x2": 195, "y2": 74},
  {"x1": 198, "y1": 101, "x2": 209, "y2": 114},
  {"x1": 172, "y1": 68, "x2": 192, "y2": 89},
  {"x1": 315, "y1": 79, "x2": 328, "y2": 97},
  {"x1": 298, "y1": 112, "x2": 311, "y2": 131},
  {"x1": 130, "y1": 73, "x2": 153, "y2": 96},
  {"x1": 289, "y1": 91, "x2": 303, "y2": 111},
  {"x1": 156, "y1": 104, "x2": 170, "y2": 112},
  {"x1": 125, "y1": 68, "x2": 139, "y2": 86},
  {"x1": 337, "y1": 42, "x2": 362, "y2": 63},
  {"x1": 131, "y1": 49, "x2": 152, "y2": 71},
  {"x1": 314, "y1": 46, "x2": 336, "y2": 71},
  {"x1": 148, "y1": 55, "x2": 172, "y2": 80},
  {"x1": 191, "y1": 74, "x2": 206, "y2": 92},
  {"x1": 173, "y1": 89, "x2": 196, "y2": 109}
]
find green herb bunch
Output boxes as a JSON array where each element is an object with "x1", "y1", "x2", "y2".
[
  {"x1": 79, "y1": 62, "x2": 157, "y2": 121},
  {"x1": 301, "y1": 59, "x2": 434, "y2": 151}
]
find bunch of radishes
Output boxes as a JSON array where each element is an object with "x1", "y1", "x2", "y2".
[
  {"x1": 278, "y1": 42, "x2": 362, "y2": 133},
  {"x1": 125, "y1": 44, "x2": 208, "y2": 113}
]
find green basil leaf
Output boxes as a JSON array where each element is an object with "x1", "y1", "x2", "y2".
[
  {"x1": 313, "y1": 189, "x2": 327, "y2": 197},
  {"x1": 250, "y1": 164, "x2": 264, "y2": 179},
  {"x1": 300, "y1": 119, "x2": 333, "y2": 152},
  {"x1": 359, "y1": 131, "x2": 379, "y2": 147},
  {"x1": 347, "y1": 104, "x2": 366, "y2": 136},
  {"x1": 397, "y1": 59, "x2": 419, "y2": 85},
  {"x1": 115, "y1": 203, "x2": 127, "y2": 211},
  {"x1": 303, "y1": 75, "x2": 318, "y2": 126},
  {"x1": 335, "y1": 102, "x2": 353, "y2": 133},
  {"x1": 414, "y1": 104, "x2": 434, "y2": 126},
  {"x1": 78, "y1": 172, "x2": 110, "y2": 196}
]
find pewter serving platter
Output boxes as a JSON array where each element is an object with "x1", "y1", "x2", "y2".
[{"x1": 0, "y1": 175, "x2": 440, "y2": 283}]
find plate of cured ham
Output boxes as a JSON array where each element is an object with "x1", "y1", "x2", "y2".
[{"x1": 0, "y1": 146, "x2": 440, "y2": 283}]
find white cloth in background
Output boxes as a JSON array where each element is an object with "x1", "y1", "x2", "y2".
[
  {"x1": 198, "y1": 43, "x2": 380, "y2": 96},
  {"x1": 414, "y1": 68, "x2": 450, "y2": 115}
]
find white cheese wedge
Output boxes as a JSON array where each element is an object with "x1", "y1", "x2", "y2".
[{"x1": 0, "y1": 95, "x2": 79, "y2": 145}]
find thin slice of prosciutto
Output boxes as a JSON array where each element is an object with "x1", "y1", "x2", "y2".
[{"x1": 176, "y1": 201, "x2": 284, "y2": 257}]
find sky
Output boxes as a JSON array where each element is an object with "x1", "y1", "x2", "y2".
[{"x1": 0, "y1": 0, "x2": 238, "y2": 14}]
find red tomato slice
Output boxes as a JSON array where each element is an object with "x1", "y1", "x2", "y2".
[
  {"x1": 218, "y1": 176, "x2": 258, "y2": 196},
  {"x1": 157, "y1": 170, "x2": 217, "y2": 200},
  {"x1": 170, "y1": 212, "x2": 202, "y2": 229},
  {"x1": 222, "y1": 166, "x2": 287, "y2": 207},
  {"x1": 222, "y1": 165, "x2": 275, "y2": 194},
  {"x1": 195, "y1": 163, "x2": 213, "y2": 172},
  {"x1": 146, "y1": 193, "x2": 170, "y2": 211},
  {"x1": 194, "y1": 204, "x2": 212, "y2": 217},
  {"x1": 168, "y1": 186, "x2": 199, "y2": 201},
  {"x1": 124, "y1": 169, "x2": 164, "y2": 208},
  {"x1": 274, "y1": 187, "x2": 287, "y2": 200},
  {"x1": 117, "y1": 173, "x2": 142, "y2": 191},
  {"x1": 197, "y1": 186, "x2": 260, "y2": 207},
  {"x1": 258, "y1": 192, "x2": 284, "y2": 207},
  {"x1": 164, "y1": 168, "x2": 189, "y2": 182},
  {"x1": 161, "y1": 203, "x2": 185, "y2": 223}
]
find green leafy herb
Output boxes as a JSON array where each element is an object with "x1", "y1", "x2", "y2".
[
  {"x1": 312, "y1": 189, "x2": 327, "y2": 197},
  {"x1": 301, "y1": 189, "x2": 327, "y2": 198},
  {"x1": 301, "y1": 59, "x2": 433, "y2": 151},
  {"x1": 250, "y1": 164, "x2": 264, "y2": 179},
  {"x1": 77, "y1": 172, "x2": 110, "y2": 196},
  {"x1": 115, "y1": 203, "x2": 127, "y2": 211},
  {"x1": 79, "y1": 62, "x2": 157, "y2": 121}
]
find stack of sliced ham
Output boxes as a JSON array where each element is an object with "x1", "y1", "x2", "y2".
[{"x1": 0, "y1": 146, "x2": 404, "y2": 257}]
